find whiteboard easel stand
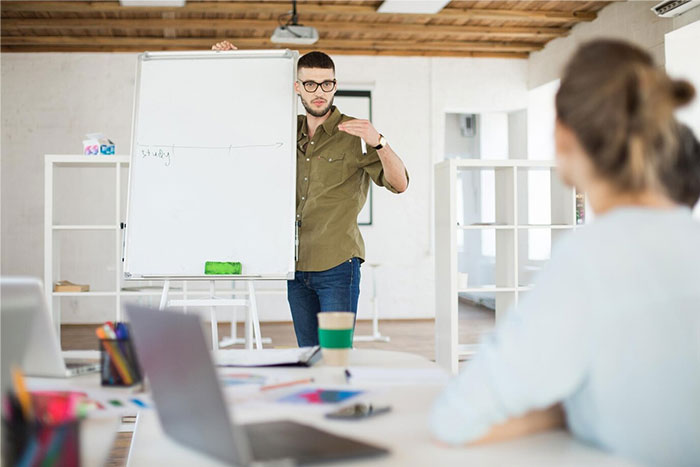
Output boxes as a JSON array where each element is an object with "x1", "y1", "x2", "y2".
[
  {"x1": 123, "y1": 49, "x2": 299, "y2": 351},
  {"x1": 218, "y1": 281, "x2": 272, "y2": 348},
  {"x1": 158, "y1": 279, "x2": 263, "y2": 351},
  {"x1": 353, "y1": 263, "x2": 390, "y2": 343}
]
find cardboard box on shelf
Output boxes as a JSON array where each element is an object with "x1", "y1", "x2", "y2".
[{"x1": 54, "y1": 281, "x2": 90, "y2": 293}]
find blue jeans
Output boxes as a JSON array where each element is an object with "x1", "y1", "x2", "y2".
[{"x1": 287, "y1": 258, "x2": 361, "y2": 347}]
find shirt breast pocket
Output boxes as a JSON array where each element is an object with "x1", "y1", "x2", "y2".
[{"x1": 317, "y1": 152, "x2": 346, "y2": 186}]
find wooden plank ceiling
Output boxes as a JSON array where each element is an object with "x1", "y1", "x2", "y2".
[{"x1": 1, "y1": 1, "x2": 613, "y2": 58}]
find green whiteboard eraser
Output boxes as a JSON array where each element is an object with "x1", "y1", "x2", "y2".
[{"x1": 204, "y1": 261, "x2": 242, "y2": 275}]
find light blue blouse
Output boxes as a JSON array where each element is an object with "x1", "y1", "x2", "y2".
[{"x1": 430, "y1": 207, "x2": 700, "y2": 466}]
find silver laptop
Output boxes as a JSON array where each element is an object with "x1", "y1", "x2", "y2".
[
  {"x1": 0, "y1": 277, "x2": 100, "y2": 377},
  {"x1": 125, "y1": 304, "x2": 389, "y2": 466}
]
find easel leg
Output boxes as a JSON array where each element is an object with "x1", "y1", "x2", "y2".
[
  {"x1": 244, "y1": 302, "x2": 252, "y2": 351},
  {"x1": 353, "y1": 265, "x2": 390, "y2": 343},
  {"x1": 370, "y1": 272, "x2": 390, "y2": 342},
  {"x1": 209, "y1": 280, "x2": 218, "y2": 352},
  {"x1": 159, "y1": 280, "x2": 170, "y2": 310},
  {"x1": 231, "y1": 280, "x2": 238, "y2": 342},
  {"x1": 183, "y1": 281, "x2": 188, "y2": 314},
  {"x1": 248, "y1": 281, "x2": 263, "y2": 349}
]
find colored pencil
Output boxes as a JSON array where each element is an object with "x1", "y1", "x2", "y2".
[{"x1": 260, "y1": 378, "x2": 314, "y2": 391}]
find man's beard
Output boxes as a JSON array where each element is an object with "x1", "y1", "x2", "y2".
[{"x1": 301, "y1": 95, "x2": 334, "y2": 117}]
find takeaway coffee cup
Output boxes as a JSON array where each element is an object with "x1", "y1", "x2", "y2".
[{"x1": 317, "y1": 312, "x2": 355, "y2": 366}]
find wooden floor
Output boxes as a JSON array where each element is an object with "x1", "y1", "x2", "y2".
[{"x1": 63, "y1": 302, "x2": 494, "y2": 466}]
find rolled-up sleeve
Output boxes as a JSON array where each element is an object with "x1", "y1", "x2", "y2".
[
  {"x1": 430, "y1": 235, "x2": 592, "y2": 444},
  {"x1": 359, "y1": 146, "x2": 409, "y2": 194}
]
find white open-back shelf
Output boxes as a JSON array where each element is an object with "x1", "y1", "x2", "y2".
[{"x1": 434, "y1": 158, "x2": 579, "y2": 373}]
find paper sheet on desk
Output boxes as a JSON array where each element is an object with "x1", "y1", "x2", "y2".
[
  {"x1": 216, "y1": 347, "x2": 319, "y2": 367},
  {"x1": 347, "y1": 367, "x2": 450, "y2": 386},
  {"x1": 25, "y1": 382, "x2": 152, "y2": 418}
]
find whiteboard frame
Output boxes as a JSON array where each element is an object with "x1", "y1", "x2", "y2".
[{"x1": 123, "y1": 49, "x2": 298, "y2": 281}]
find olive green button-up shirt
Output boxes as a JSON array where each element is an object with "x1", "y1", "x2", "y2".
[{"x1": 295, "y1": 106, "x2": 408, "y2": 272}]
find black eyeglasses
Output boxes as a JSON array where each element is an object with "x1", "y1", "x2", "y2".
[{"x1": 298, "y1": 79, "x2": 337, "y2": 93}]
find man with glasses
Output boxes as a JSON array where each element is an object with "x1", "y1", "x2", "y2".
[{"x1": 212, "y1": 42, "x2": 409, "y2": 346}]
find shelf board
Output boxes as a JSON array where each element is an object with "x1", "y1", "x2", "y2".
[
  {"x1": 459, "y1": 286, "x2": 516, "y2": 293},
  {"x1": 457, "y1": 224, "x2": 515, "y2": 230},
  {"x1": 450, "y1": 159, "x2": 557, "y2": 169},
  {"x1": 119, "y1": 289, "x2": 286, "y2": 296},
  {"x1": 47, "y1": 155, "x2": 130, "y2": 166},
  {"x1": 457, "y1": 344, "x2": 480, "y2": 357},
  {"x1": 52, "y1": 225, "x2": 118, "y2": 230},
  {"x1": 52, "y1": 291, "x2": 116, "y2": 297},
  {"x1": 456, "y1": 224, "x2": 576, "y2": 230},
  {"x1": 517, "y1": 224, "x2": 575, "y2": 229}
]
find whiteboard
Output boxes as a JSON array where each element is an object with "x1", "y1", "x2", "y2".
[{"x1": 123, "y1": 50, "x2": 298, "y2": 279}]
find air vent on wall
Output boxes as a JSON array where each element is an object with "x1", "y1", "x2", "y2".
[
  {"x1": 651, "y1": 0, "x2": 700, "y2": 17},
  {"x1": 460, "y1": 114, "x2": 477, "y2": 138}
]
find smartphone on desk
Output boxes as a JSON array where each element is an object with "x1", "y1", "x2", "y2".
[{"x1": 325, "y1": 403, "x2": 392, "y2": 420}]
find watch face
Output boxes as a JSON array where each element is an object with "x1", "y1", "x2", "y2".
[{"x1": 379, "y1": 136, "x2": 386, "y2": 147}]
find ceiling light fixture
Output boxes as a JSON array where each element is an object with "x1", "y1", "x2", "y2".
[{"x1": 377, "y1": 0, "x2": 451, "y2": 14}]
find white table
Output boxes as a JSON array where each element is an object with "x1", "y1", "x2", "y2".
[{"x1": 127, "y1": 349, "x2": 638, "y2": 467}]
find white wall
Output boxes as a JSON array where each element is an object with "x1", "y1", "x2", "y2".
[
  {"x1": 665, "y1": 20, "x2": 700, "y2": 217},
  {"x1": 479, "y1": 113, "x2": 509, "y2": 159},
  {"x1": 528, "y1": 1, "x2": 700, "y2": 89},
  {"x1": 507, "y1": 109, "x2": 528, "y2": 159},
  {"x1": 444, "y1": 113, "x2": 480, "y2": 159},
  {"x1": 1, "y1": 52, "x2": 528, "y2": 323},
  {"x1": 526, "y1": 79, "x2": 559, "y2": 160},
  {"x1": 526, "y1": 2, "x2": 700, "y2": 220},
  {"x1": 666, "y1": 20, "x2": 700, "y2": 136}
]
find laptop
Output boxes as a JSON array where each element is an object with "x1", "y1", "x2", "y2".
[
  {"x1": 0, "y1": 277, "x2": 100, "y2": 377},
  {"x1": 125, "y1": 304, "x2": 389, "y2": 466}
]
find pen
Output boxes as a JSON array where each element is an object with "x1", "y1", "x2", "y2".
[
  {"x1": 96, "y1": 327, "x2": 133, "y2": 384},
  {"x1": 260, "y1": 378, "x2": 314, "y2": 392},
  {"x1": 12, "y1": 367, "x2": 33, "y2": 420}
]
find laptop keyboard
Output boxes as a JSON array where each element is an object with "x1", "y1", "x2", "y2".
[{"x1": 65, "y1": 361, "x2": 94, "y2": 369}]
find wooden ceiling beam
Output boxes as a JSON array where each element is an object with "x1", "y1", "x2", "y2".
[
  {"x1": 1, "y1": 17, "x2": 568, "y2": 39},
  {"x1": 0, "y1": 1, "x2": 598, "y2": 24},
  {"x1": 0, "y1": 35, "x2": 543, "y2": 52},
  {"x1": 0, "y1": 44, "x2": 529, "y2": 58},
  {"x1": 439, "y1": 6, "x2": 597, "y2": 22}
]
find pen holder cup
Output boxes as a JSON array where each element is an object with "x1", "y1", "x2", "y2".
[
  {"x1": 99, "y1": 338, "x2": 142, "y2": 387},
  {"x1": 2, "y1": 418, "x2": 81, "y2": 466}
]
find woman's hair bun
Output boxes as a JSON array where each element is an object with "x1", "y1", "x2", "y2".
[{"x1": 671, "y1": 79, "x2": 695, "y2": 107}]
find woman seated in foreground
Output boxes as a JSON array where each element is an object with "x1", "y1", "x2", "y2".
[{"x1": 430, "y1": 39, "x2": 700, "y2": 466}]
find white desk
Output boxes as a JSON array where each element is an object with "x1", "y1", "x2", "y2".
[{"x1": 127, "y1": 349, "x2": 638, "y2": 467}]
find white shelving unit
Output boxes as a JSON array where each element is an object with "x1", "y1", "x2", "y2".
[
  {"x1": 434, "y1": 158, "x2": 579, "y2": 373},
  {"x1": 44, "y1": 155, "x2": 286, "y2": 344},
  {"x1": 44, "y1": 155, "x2": 128, "y2": 338}
]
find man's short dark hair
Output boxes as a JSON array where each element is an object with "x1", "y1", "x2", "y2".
[{"x1": 298, "y1": 51, "x2": 335, "y2": 73}]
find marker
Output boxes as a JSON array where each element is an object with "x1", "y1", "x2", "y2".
[
  {"x1": 261, "y1": 378, "x2": 314, "y2": 392},
  {"x1": 130, "y1": 398, "x2": 148, "y2": 408},
  {"x1": 11, "y1": 367, "x2": 33, "y2": 419}
]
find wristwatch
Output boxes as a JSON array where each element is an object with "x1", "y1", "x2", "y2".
[{"x1": 374, "y1": 134, "x2": 387, "y2": 150}]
